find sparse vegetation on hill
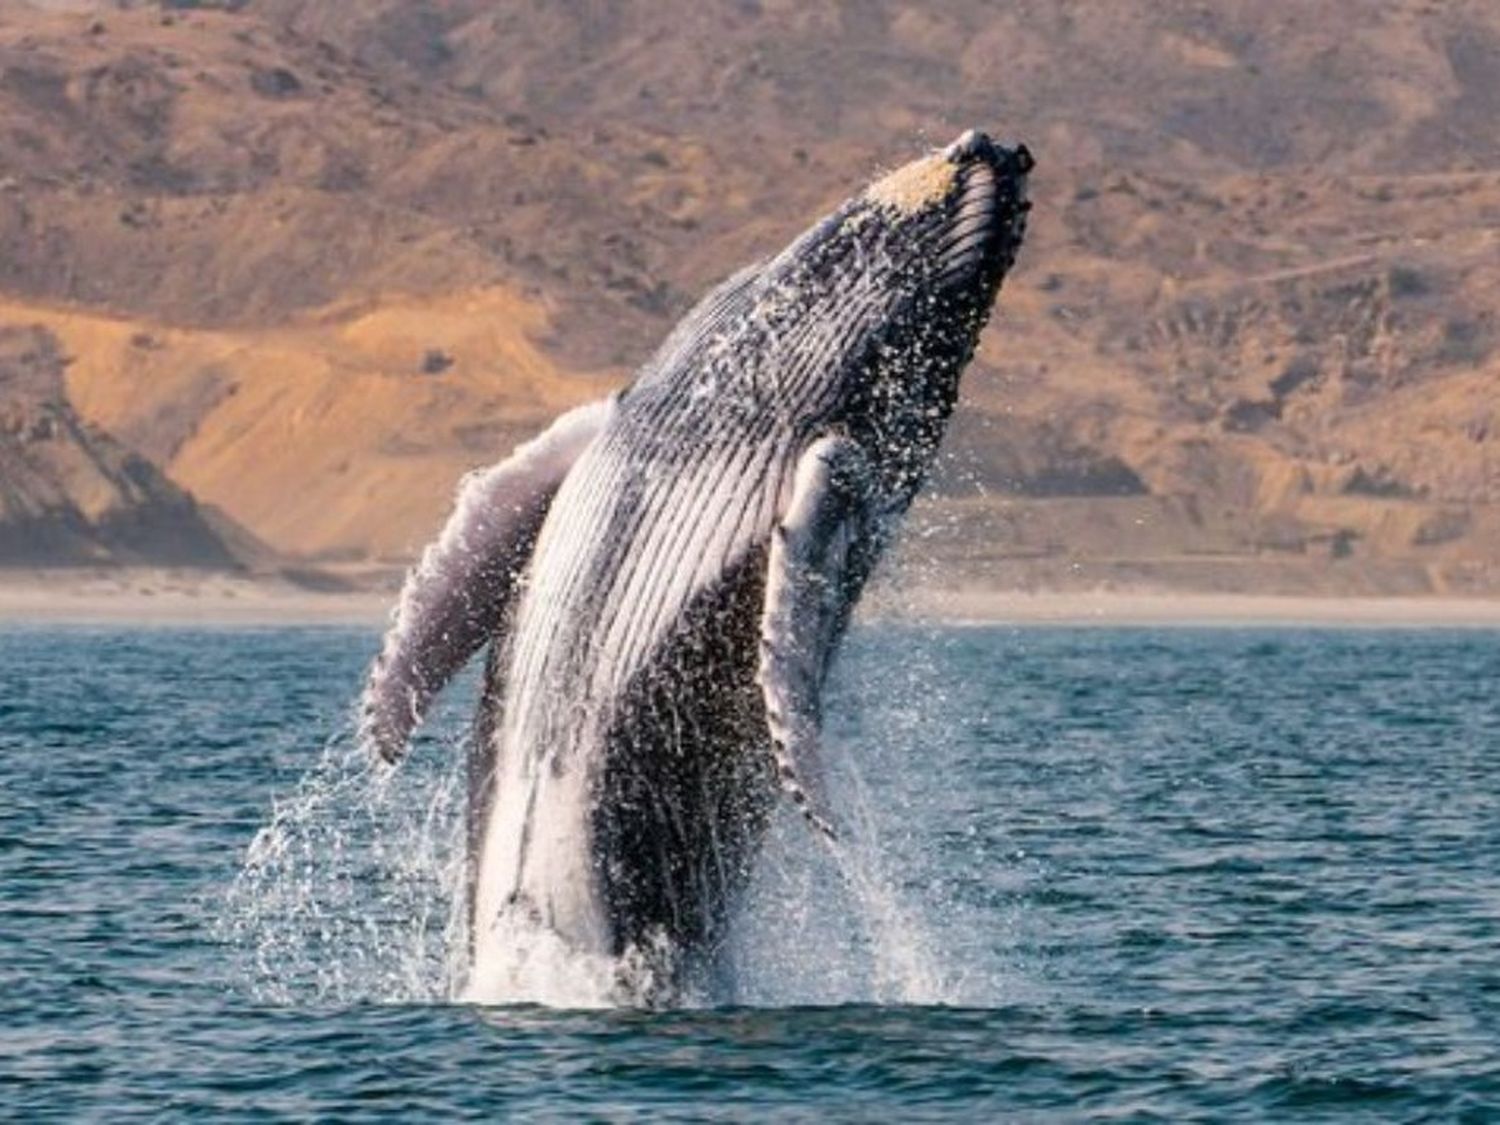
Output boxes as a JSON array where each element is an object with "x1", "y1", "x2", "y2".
[{"x1": 1, "y1": 0, "x2": 1497, "y2": 592}]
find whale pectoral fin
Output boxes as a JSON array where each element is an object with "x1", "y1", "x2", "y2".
[
  {"x1": 757, "y1": 435, "x2": 873, "y2": 842},
  {"x1": 359, "y1": 397, "x2": 614, "y2": 763}
]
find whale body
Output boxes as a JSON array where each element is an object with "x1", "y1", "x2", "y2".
[{"x1": 360, "y1": 130, "x2": 1032, "y2": 1001}]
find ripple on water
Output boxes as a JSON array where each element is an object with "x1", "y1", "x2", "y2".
[{"x1": 0, "y1": 625, "x2": 1497, "y2": 1118}]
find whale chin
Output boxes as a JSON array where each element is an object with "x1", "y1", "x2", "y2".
[
  {"x1": 934, "y1": 131, "x2": 1032, "y2": 294},
  {"x1": 936, "y1": 160, "x2": 1000, "y2": 286}
]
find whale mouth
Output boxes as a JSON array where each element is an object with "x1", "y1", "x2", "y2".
[{"x1": 934, "y1": 130, "x2": 1031, "y2": 290}]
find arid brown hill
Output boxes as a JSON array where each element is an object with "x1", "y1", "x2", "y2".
[
  {"x1": 0, "y1": 323, "x2": 241, "y2": 566},
  {"x1": 1, "y1": 0, "x2": 1498, "y2": 592}
]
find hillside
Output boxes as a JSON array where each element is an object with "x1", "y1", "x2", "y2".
[
  {"x1": 10, "y1": 288, "x2": 599, "y2": 559},
  {"x1": 1, "y1": 0, "x2": 1498, "y2": 591},
  {"x1": 0, "y1": 322, "x2": 241, "y2": 566}
]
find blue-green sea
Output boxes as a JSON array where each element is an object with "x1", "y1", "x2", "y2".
[{"x1": 2, "y1": 624, "x2": 1497, "y2": 1120}]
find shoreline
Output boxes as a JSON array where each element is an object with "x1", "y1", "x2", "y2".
[
  {"x1": 5, "y1": 571, "x2": 1500, "y2": 629},
  {"x1": 887, "y1": 588, "x2": 1500, "y2": 629},
  {"x1": 0, "y1": 572, "x2": 391, "y2": 628}
]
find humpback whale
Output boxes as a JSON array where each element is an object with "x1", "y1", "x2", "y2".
[{"x1": 360, "y1": 129, "x2": 1032, "y2": 1001}]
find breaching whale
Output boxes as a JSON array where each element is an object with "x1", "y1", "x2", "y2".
[{"x1": 360, "y1": 129, "x2": 1032, "y2": 1001}]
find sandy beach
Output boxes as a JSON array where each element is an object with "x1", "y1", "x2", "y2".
[
  {"x1": 5, "y1": 569, "x2": 1500, "y2": 629},
  {"x1": 0, "y1": 570, "x2": 392, "y2": 627},
  {"x1": 893, "y1": 587, "x2": 1500, "y2": 629}
]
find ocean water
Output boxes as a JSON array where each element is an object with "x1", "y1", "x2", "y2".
[{"x1": 2, "y1": 623, "x2": 1497, "y2": 1120}]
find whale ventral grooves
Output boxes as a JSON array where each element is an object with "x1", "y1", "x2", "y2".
[{"x1": 362, "y1": 127, "x2": 1034, "y2": 1003}]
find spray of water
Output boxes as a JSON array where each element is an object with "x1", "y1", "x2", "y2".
[
  {"x1": 217, "y1": 548, "x2": 1014, "y2": 1009},
  {"x1": 215, "y1": 722, "x2": 469, "y2": 1005}
]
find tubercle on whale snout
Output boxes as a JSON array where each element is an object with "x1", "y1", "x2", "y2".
[{"x1": 941, "y1": 127, "x2": 1034, "y2": 173}]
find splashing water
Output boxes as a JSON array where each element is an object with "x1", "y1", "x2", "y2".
[
  {"x1": 724, "y1": 792, "x2": 957, "y2": 1007},
  {"x1": 216, "y1": 618, "x2": 1009, "y2": 1010},
  {"x1": 723, "y1": 609, "x2": 1025, "y2": 1009},
  {"x1": 215, "y1": 720, "x2": 470, "y2": 1005}
]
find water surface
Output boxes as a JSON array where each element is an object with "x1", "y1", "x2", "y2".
[{"x1": 2, "y1": 626, "x2": 1497, "y2": 1119}]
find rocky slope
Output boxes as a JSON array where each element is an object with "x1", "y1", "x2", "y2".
[
  {"x1": 0, "y1": 322, "x2": 241, "y2": 566},
  {"x1": 7, "y1": 288, "x2": 600, "y2": 560},
  {"x1": 1, "y1": 0, "x2": 1498, "y2": 591}
]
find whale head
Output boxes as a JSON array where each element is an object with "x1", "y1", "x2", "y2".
[
  {"x1": 860, "y1": 129, "x2": 1032, "y2": 308},
  {"x1": 760, "y1": 128, "x2": 1034, "y2": 499},
  {"x1": 631, "y1": 129, "x2": 1031, "y2": 499},
  {"x1": 750, "y1": 129, "x2": 1031, "y2": 334}
]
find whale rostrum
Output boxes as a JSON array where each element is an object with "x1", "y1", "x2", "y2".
[{"x1": 360, "y1": 130, "x2": 1032, "y2": 1000}]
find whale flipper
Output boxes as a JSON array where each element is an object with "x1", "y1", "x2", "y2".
[
  {"x1": 360, "y1": 397, "x2": 614, "y2": 762},
  {"x1": 757, "y1": 435, "x2": 873, "y2": 841}
]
